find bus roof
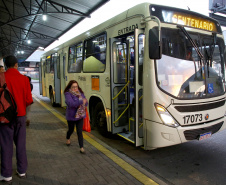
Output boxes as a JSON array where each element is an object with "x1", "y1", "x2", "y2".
[{"x1": 41, "y1": 3, "x2": 222, "y2": 57}]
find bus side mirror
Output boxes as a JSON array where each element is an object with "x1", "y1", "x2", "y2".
[{"x1": 149, "y1": 27, "x2": 162, "y2": 59}]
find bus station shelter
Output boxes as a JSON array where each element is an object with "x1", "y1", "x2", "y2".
[{"x1": 0, "y1": 0, "x2": 109, "y2": 62}]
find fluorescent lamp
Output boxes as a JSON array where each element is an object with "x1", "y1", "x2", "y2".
[{"x1": 43, "y1": 14, "x2": 47, "y2": 21}]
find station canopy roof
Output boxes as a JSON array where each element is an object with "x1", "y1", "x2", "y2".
[
  {"x1": 0, "y1": 0, "x2": 109, "y2": 62},
  {"x1": 209, "y1": 0, "x2": 226, "y2": 27}
]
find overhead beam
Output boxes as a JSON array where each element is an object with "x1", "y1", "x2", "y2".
[
  {"x1": 0, "y1": 0, "x2": 91, "y2": 28},
  {"x1": 0, "y1": 41, "x2": 37, "y2": 52},
  {"x1": 209, "y1": 13, "x2": 226, "y2": 27},
  {"x1": 46, "y1": 0, "x2": 91, "y2": 18}
]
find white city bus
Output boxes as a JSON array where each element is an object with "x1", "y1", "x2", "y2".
[{"x1": 39, "y1": 3, "x2": 226, "y2": 149}]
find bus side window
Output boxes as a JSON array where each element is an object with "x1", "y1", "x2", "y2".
[
  {"x1": 43, "y1": 62, "x2": 46, "y2": 77},
  {"x1": 50, "y1": 56, "x2": 54, "y2": 73},
  {"x1": 83, "y1": 33, "x2": 106, "y2": 72},
  {"x1": 46, "y1": 58, "x2": 51, "y2": 73},
  {"x1": 68, "y1": 43, "x2": 83, "y2": 73},
  {"x1": 68, "y1": 46, "x2": 76, "y2": 73}
]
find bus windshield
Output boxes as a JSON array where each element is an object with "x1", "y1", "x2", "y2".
[{"x1": 156, "y1": 27, "x2": 225, "y2": 99}]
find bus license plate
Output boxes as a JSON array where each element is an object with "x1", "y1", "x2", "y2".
[{"x1": 199, "y1": 132, "x2": 212, "y2": 141}]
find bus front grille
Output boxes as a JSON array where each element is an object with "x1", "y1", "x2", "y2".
[
  {"x1": 174, "y1": 100, "x2": 225, "y2": 112},
  {"x1": 183, "y1": 121, "x2": 223, "y2": 140}
]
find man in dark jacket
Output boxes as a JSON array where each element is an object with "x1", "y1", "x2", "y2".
[{"x1": 0, "y1": 56, "x2": 33, "y2": 182}]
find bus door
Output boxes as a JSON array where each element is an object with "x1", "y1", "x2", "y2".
[
  {"x1": 54, "y1": 55, "x2": 61, "y2": 104},
  {"x1": 134, "y1": 29, "x2": 144, "y2": 146},
  {"x1": 39, "y1": 64, "x2": 43, "y2": 95},
  {"x1": 110, "y1": 38, "x2": 130, "y2": 135},
  {"x1": 60, "y1": 54, "x2": 66, "y2": 107},
  {"x1": 42, "y1": 61, "x2": 47, "y2": 97}
]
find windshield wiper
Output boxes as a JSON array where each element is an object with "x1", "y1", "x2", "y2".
[
  {"x1": 177, "y1": 25, "x2": 204, "y2": 60},
  {"x1": 203, "y1": 33, "x2": 216, "y2": 78},
  {"x1": 208, "y1": 33, "x2": 216, "y2": 64},
  {"x1": 177, "y1": 25, "x2": 207, "y2": 94}
]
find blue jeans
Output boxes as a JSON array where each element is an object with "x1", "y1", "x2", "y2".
[{"x1": 0, "y1": 116, "x2": 27, "y2": 177}]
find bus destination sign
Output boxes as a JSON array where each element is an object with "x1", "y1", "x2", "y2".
[
  {"x1": 150, "y1": 5, "x2": 220, "y2": 33},
  {"x1": 162, "y1": 10, "x2": 217, "y2": 32}
]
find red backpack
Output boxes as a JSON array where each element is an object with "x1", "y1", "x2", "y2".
[{"x1": 0, "y1": 73, "x2": 17, "y2": 123}]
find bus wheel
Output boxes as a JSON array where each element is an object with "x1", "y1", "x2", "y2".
[
  {"x1": 50, "y1": 90, "x2": 56, "y2": 107},
  {"x1": 94, "y1": 102, "x2": 108, "y2": 136}
]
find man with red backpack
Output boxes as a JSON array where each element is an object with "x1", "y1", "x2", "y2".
[{"x1": 0, "y1": 56, "x2": 33, "y2": 182}]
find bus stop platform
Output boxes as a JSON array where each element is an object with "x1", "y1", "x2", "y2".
[{"x1": 0, "y1": 93, "x2": 164, "y2": 185}]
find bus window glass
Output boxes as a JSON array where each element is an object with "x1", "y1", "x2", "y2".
[
  {"x1": 138, "y1": 34, "x2": 145, "y2": 85},
  {"x1": 43, "y1": 62, "x2": 46, "y2": 77},
  {"x1": 50, "y1": 56, "x2": 54, "y2": 73},
  {"x1": 156, "y1": 28, "x2": 225, "y2": 99},
  {"x1": 56, "y1": 55, "x2": 60, "y2": 79},
  {"x1": 63, "y1": 55, "x2": 65, "y2": 79},
  {"x1": 113, "y1": 86, "x2": 129, "y2": 127},
  {"x1": 68, "y1": 43, "x2": 83, "y2": 73},
  {"x1": 113, "y1": 42, "x2": 128, "y2": 83},
  {"x1": 127, "y1": 36, "x2": 135, "y2": 89},
  {"x1": 46, "y1": 58, "x2": 51, "y2": 73},
  {"x1": 138, "y1": 89, "x2": 143, "y2": 138},
  {"x1": 83, "y1": 33, "x2": 106, "y2": 72}
]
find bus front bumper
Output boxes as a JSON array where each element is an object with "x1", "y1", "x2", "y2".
[{"x1": 144, "y1": 117, "x2": 226, "y2": 150}]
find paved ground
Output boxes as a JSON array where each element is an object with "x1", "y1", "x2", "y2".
[{"x1": 0, "y1": 90, "x2": 164, "y2": 185}]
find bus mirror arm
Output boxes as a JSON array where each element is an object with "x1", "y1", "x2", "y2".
[
  {"x1": 141, "y1": 16, "x2": 161, "y2": 41},
  {"x1": 142, "y1": 16, "x2": 162, "y2": 59}
]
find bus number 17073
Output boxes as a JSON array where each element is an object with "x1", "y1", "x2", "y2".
[{"x1": 183, "y1": 114, "x2": 203, "y2": 124}]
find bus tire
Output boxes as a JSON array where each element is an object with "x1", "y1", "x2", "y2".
[
  {"x1": 90, "y1": 109, "x2": 96, "y2": 130},
  {"x1": 50, "y1": 89, "x2": 56, "y2": 107},
  {"x1": 94, "y1": 102, "x2": 108, "y2": 136}
]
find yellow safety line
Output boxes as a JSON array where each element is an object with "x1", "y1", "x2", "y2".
[{"x1": 32, "y1": 94, "x2": 158, "y2": 185}]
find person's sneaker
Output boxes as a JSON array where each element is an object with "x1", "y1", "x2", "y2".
[
  {"x1": 16, "y1": 170, "x2": 26, "y2": 178},
  {"x1": 0, "y1": 175, "x2": 12, "y2": 182},
  {"x1": 66, "y1": 139, "x2": 71, "y2": 146},
  {"x1": 80, "y1": 148, "x2": 85, "y2": 154}
]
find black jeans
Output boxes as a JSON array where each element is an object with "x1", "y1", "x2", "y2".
[{"x1": 66, "y1": 119, "x2": 84, "y2": 148}]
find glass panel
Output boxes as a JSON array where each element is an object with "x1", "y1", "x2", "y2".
[
  {"x1": 68, "y1": 46, "x2": 75, "y2": 72},
  {"x1": 138, "y1": 34, "x2": 145, "y2": 85},
  {"x1": 138, "y1": 89, "x2": 143, "y2": 138},
  {"x1": 43, "y1": 62, "x2": 46, "y2": 77},
  {"x1": 63, "y1": 55, "x2": 65, "y2": 79},
  {"x1": 113, "y1": 42, "x2": 128, "y2": 83},
  {"x1": 113, "y1": 86, "x2": 128, "y2": 127},
  {"x1": 202, "y1": 37, "x2": 225, "y2": 96},
  {"x1": 83, "y1": 33, "x2": 106, "y2": 72},
  {"x1": 156, "y1": 28, "x2": 225, "y2": 99},
  {"x1": 68, "y1": 43, "x2": 83, "y2": 73},
  {"x1": 50, "y1": 54, "x2": 55, "y2": 73},
  {"x1": 127, "y1": 36, "x2": 135, "y2": 93},
  {"x1": 57, "y1": 56, "x2": 60, "y2": 79},
  {"x1": 46, "y1": 58, "x2": 50, "y2": 73}
]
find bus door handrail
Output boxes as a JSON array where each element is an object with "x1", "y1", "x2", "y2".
[
  {"x1": 112, "y1": 81, "x2": 130, "y2": 100},
  {"x1": 113, "y1": 104, "x2": 130, "y2": 124},
  {"x1": 112, "y1": 81, "x2": 130, "y2": 124}
]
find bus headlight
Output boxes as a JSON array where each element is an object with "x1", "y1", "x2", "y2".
[{"x1": 155, "y1": 103, "x2": 179, "y2": 128}]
